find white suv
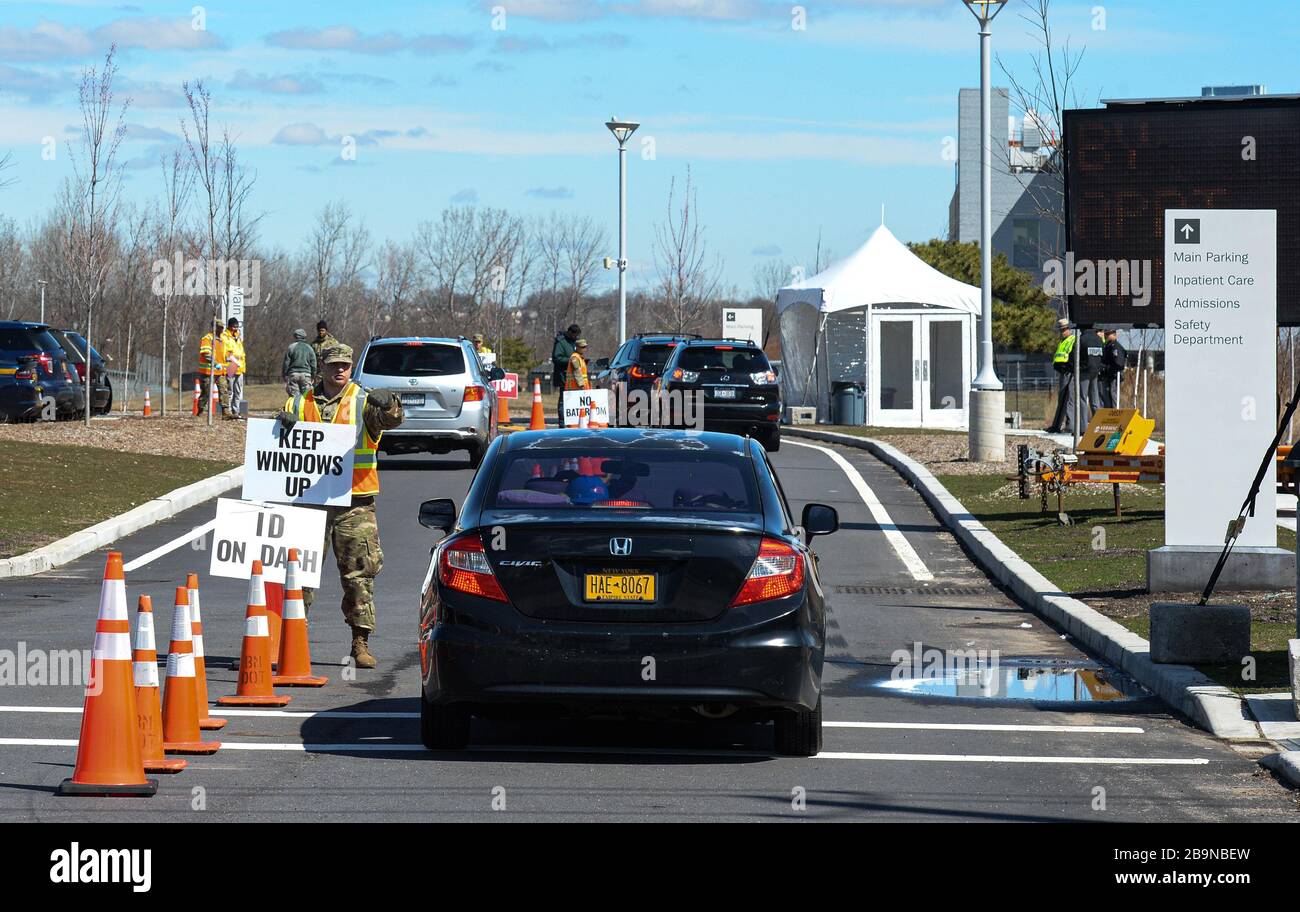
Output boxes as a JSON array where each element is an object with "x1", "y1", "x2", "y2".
[{"x1": 354, "y1": 336, "x2": 502, "y2": 468}]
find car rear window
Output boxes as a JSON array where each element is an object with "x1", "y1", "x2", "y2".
[
  {"x1": 637, "y1": 343, "x2": 678, "y2": 372},
  {"x1": 488, "y1": 449, "x2": 759, "y2": 513},
  {"x1": 362, "y1": 342, "x2": 465, "y2": 377},
  {"x1": 677, "y1": 346, "x2": 770, "y2": 373},
  {"x1": 0, "y1": 328, "x2": 61, "y2": 354}
]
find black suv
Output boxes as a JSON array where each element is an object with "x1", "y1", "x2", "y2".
[
  {"x1": 50, "y1": 329, "x2": 112, "y2": 415},
  {"x1": 657, "y1": 339, "x2": 782, "y2": 451},
  {"x1": 593, "y1": 333, "x2": 699, "y2": 398},
  {"x1": 0, "y1": 321, "x2": 85, "y2": 420}
]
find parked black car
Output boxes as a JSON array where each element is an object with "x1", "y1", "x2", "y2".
[
  {"x1": 0, "y1": 321, "x2": 85, "y2": 420},
  {"x1": 416, "y1": 428, "x2": 838, "y2": 755},
  {"x1": 49, "y1": 329, "x2": 112, "y2": 415},
  {"x1": 656, "y1": 338, "x2": 782, "y2": 451},
  {"x1": 593, "y1": 333, "x2": 700, "y2": 398}
]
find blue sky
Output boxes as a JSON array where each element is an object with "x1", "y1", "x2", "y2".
[{"x1": 0, "y1": 0, "x2": 1297, "y2": 293}]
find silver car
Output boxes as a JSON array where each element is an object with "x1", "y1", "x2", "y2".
[{"x1": 354, "y1": 336, "x2": 503, "y2": 468}]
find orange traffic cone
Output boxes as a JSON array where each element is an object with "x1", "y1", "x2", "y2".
[
  {"x1": 274, "y1": 549, "x2": 328, "y2": 687},
  {"x1": 186, "y1": 573, "x2": 226, "y2": 731},
  {"x1": 133, "y1": 595, "x2": 186, "y2": 774},
  {"x1": 578, "y1": 405, "x2": 590, "y2": 429},
  {"x1": 530, "y1": 462, "x2": 542, "y2": 478},
  {"x1": 192, "y1": 378, "x2": 200, "y2": 416},
  {"x1": 162, "y1": 586, "x2": 221, "y2": 754},
  {"x1": 209, "y1": 378, "x2": 219, "y2": 414},
  {"x1": 529, "y1": 378, "x2": 546, "y2": 430},
  {"x1": 142, "y1": 387, "x2": 152, "y2": 417},
  {"x1": 57, "y1": 552, "x2": 157, "y2": 797},
  {"x1": 497, "y1": 389, "x2": 511, "y2": 426},
  {"x1": 265, "y1": 580, "x2": 283, "y2": 670},
  {"x1": 218, "y1": 560, "x2": 291, "y2": 707}
]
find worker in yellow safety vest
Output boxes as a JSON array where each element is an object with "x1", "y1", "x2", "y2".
[
  {"x1": 221, "y1": 317, "x2": 246, "y2": 420},
  {"x1": 197, "y1": 324, "x2": 230, "y2": 417},
  {"x1": 1046, "y1": 318, "x2": 1089, "y2": 434},
  {"x1": 275, "y1": 342, "x2": 404, "y2": 669}
]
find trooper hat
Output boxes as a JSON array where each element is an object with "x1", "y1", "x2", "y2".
[
  {"x1": 1057, "y1": 318, "x2": 1071, "y2": 329},
  {"x1": 321, "y1": 343, "x2": 354, "y2": 365},
  {"x1": 472, "y1": 333, "x2": 484, "y2": 343}
]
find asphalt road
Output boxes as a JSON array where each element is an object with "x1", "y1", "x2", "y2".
[{"x1": 1, "y1": 437, "x2": 1296, "y2": 822}]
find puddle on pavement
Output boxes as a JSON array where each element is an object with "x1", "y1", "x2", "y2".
[{"x1": 876, "y1": 659, "x2": 1148, "y2": 703}]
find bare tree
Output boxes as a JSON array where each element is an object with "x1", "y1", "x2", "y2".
[
  {"x1": 308, "y1": 201, "x2": 370, "y2": 340},
  {"x1": 157, "y1": 147, "x2": 193, "y2": 413},
  {"x1": 371, "y1": 239, "x2": 418, "y2": 337},
  {"x1": 181, "y1": 80, "x2": 221, "y2": 425},
  {"x1": 997, "y1": 0, "x2": 1090, "y2": 271},
  {"x1": 67, "y1": 46, "x2": 129, "y2": 426},
  {"x1": 652, "y1": 167, "x2": 722, "y2": 335},
  {"x1": 752, "y1": 259, "x2": 791, "y2": 301},
  {"x1": 0, "y1": 217, "x2": 26, "y2": 320}
]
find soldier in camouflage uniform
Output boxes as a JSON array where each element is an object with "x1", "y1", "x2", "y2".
[
  {"x1": 310, "y1": 320, "x2": 338, "y2": 383},
  {"x1": 277, "y1": 342, "x2": 403, "y2": 668}
]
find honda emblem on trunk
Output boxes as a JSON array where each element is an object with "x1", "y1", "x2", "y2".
[{"x1": 610, "y1": 537, "x2": 632, "y2": 556}]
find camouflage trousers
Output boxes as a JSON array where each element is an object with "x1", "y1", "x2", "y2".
[
  {"x1": 198, "y1": 374, "x2": 231, "y2": 415},
  {"x1": 302, "y1": 497, "x2": 384, "y2": 631}
]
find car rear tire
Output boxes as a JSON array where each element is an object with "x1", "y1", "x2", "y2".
[
  {"x1": 762, "y1": 427, "x2": 781, "y2": 453},
  {"x1": 421, "y1": 699, "x2": 471, "y2": 750},
  {"x1": 773, "y1": 693, "x2": 822, "y2": 757}
]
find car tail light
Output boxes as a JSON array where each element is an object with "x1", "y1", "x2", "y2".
[
  {"x1": 750, "y1": 370, "x2": 777, "y2": 384},
  {"x1": 35, "y1": 352, "x2": 53, "y2": 376},
  {"x1": 670, "y1": 368, "x2": 699, "y2": 383},
  {"x1": 14, "y1": 365, "x2": 34, "y2": 381},
  {"x1": 464, "y1": 385, "x2": 487, "y2": 402},
  {"x1": 629, "y1": 365, "x2": 653, "y2": 380},
  {"x1": 729, "y1": 537, "x2": 804, "y2": 607},
  {"x1": 439, "y1": 532, "x2": 508, "y2": 602}
]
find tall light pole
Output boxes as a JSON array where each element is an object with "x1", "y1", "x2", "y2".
[
  {"x1": 963, "y1": 0, "x2": 1007, "y2": 462},
  {"x1": 37, "y1": 280, "x2": 46, "y2": 324},
  {"x1": 606, "y1": 117, "x2": 639, "y2": 345}
]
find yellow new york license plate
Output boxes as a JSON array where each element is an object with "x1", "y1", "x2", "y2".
[{"x1": 584, "y1": 572, "x2": 656, "y2": 602}]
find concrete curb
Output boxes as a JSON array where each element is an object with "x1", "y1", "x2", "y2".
[
  {"x1": 787, "y1": 427, "x2": 1263, "y2": 741},
  {"x1": 0, "y1": 467, "x2": 244, "y2": 578},
  {"x1": 1259, "y1": 751, "x2": 1300, "y2": 789}
]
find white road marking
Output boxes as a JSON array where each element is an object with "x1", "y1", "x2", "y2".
[
  {"x1": 825, "y1": 721, "x2": 1145, "y2": 734},
  {"x1": 0, "y1": 705, "x2": 1141, "y2": 733},
  {"x1": 0, "y1": 737, "x2": 1205, "y2": 764},
  {"x1": 784, "y1": 439, "x2": 932, "y2": 581},
  {"x1": 122, "y1": 519, "x2": 217, "y2": 572}
]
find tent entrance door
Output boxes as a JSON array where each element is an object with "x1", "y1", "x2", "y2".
[
  {"x1": 871, "y1": 315, "x2": 920, "y2": 425},
  {"x1": 870, "y1": 313, "x2": 970, "y2": 428}
]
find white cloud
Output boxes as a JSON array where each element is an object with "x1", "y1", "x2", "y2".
[
  {"x1": 266, "y1": 26, "x2": 473, "y2": 55},
  {"x1": 272, "y1": 122, "x2": 331, "y2": 145},
  {"x1": 230, "y1": 70, "x2": 324, "y2": 95},
  {"x1": 0, "y1": 16, "x2": 220, "y2": 62}
]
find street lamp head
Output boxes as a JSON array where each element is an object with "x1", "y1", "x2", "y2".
[
  {"x1": 606, "y1": 117, "x2": 639, "y2": 146},
  {"x1": 962, "y1": 0, "x2": 1007, "y2": 24}
]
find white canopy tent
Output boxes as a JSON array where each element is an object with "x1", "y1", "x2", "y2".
[{"x1": 776, "y1": 225, "x2": 982, "y2": 428}]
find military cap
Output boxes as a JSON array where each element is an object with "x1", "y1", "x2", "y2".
[{"x1": 322, "y1": 343, "x2": 354, "y2": 365}]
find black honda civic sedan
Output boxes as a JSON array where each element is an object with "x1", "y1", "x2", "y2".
[{"x1": 417, "y1": 428, "x2": 839, "y2": 755}]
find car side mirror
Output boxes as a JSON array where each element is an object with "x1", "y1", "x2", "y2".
[
  {"x1": 418, "y1": 498, "x2": 457, "y2": 533},
  {"x1": 489, "y1": 366, "x2": 505, "y2": 381},
  {"x1": 801, "y1": 503, "x2": 838, "y2": 540}
]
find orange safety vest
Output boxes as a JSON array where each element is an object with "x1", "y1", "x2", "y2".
[
  {"x1": 565, "y1": 351, "x2": 589, "y2": 390},
  {"x1": 198, "y1": 332, "x2": 226, "y2": 377},
  {"x1": 286, "y1": 382, "x2": 381, "y2": 496}
]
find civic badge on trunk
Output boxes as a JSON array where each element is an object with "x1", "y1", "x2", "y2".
[{"x1": 609, "y1": 537, "x2": 632, "y2": 556}]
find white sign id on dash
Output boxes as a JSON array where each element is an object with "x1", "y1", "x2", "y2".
[
  {"x1": 209, "y1": 498, "x2": 326, "y2": 588},
  {"x1": 241, "y1": 416, "x2": 355, "y2": 506}
]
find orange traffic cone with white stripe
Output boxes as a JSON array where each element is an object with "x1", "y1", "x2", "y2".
[
  {"x1": 57, "y1": 552, "x2": 157, "y2": 797},
  {"x1": 274, "y1": 549, "x2": 328, "y2": 687},
  {"x1": 192, "y1": 378, "x2": 200, "y2": 416},
  {"x1": 218, "y1": 560, "x2": 291, "y2": 707},
  {"x1": 187, "y1": 573, "x2": 226, "y2": 731},
  {"x1": 133, "y1": 595, "x2": 186, "y2": 773},
  {"x1": 162, "y1": 586, "x2": 221, "y2": 754},
  {"x1": 142, "y1": 387, "x2": 152, "y2": 417},
  {"x1": 529, "y1": 378, "x2": 546, "y2": 430},
  {"x1": 578, "y1": 404, "x2": 589, "y2": 429}
]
